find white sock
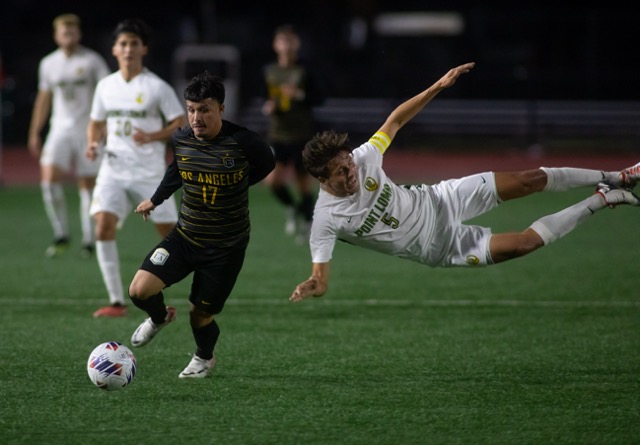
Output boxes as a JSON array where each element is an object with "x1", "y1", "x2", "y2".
[
  {"x1": 79, "y1": 188, "x2": 94, "y2": 246},
  {"x1": 541, "y1": 167, "x2": 618, "y2": 192},
  {"x1": 96, "y1": 240, "x2": 125, "y2": 305},
  {"x1": 41, "y1": 182, "x2": 68, "y2": 239},
  {"x1": 529, "y1": 194, "x2": 605, "y2": 244}
]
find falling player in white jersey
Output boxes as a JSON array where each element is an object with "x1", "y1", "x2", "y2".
[
  {"x1": 28, "y1": 13, "x2": 111, "y2": 258},
  {"x1": 290, "y1": 62, "x2": 640, "y2": 303},
  {"x1": 86, "y1": 18, "x2": 186, "y2": 318}
]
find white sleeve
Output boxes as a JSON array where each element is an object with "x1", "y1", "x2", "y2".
[
  {"x1": 159, "y1": 81, "x2": 186, "y2": 122},
  {"x1": 309, "y1": 211, "x2": 337, "y2": 263},
  {"x1": 93, "y1": 54, "x2": 111, "y2": 82},
  {"x1": 89, "y1": 80, "x2": 106, "y2": 121},
  {"x1": 37, "y1": 57, "x2": 51, "y2": 92}
]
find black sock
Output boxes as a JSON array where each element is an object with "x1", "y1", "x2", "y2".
[
  {"x1": 130, "y1": 292, "x2": 167, "y2": 325},
  {"x1": 298, "y1": 193, "x2": 315, "y2": 221},
  {"x1": 272, "y1": 185, "x2": 294, "y2": 206},
  {"x1": 194, "y1": 319, "x2": 220, "y2": 360}
]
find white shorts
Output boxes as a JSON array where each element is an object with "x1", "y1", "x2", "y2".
[
  {"x1": 40, "y1": 129, "x2": 102, "y2": 177},
  {"x1": 427, "y1": 172, "x2": 501, "y2": 267},
  {"x1": 90, "y1": 174, "x2": 178, "y2": 227}
]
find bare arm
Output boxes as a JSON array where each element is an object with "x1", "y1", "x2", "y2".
[
  {"x1": 132, "y1": 115, "x2": 187, "y2": 145},
  {"x1": 27, "y1": 90, "x2": 53, "y2": 157},
  {"x1": 290, "y1": 262, "x2": 330, "y2": 303},
  {"x1": 86, "y1": 120, "x2": 107, "y2": 161},
  {"x1": 378, "y1": 62, "x2": 475, "y2": 142}
]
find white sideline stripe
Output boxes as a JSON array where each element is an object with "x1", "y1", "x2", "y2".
[{"x1": 0, "y1": 297, "x2": 638, "y2": 308}]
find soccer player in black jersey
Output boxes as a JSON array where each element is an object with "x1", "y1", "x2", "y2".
[{"x1": 128, "y1": 71, "x2": 275, "y2": 378}]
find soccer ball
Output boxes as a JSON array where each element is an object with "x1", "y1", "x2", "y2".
[{"x1": 87, "y1": 341, "x2": 137, "y2": 391}]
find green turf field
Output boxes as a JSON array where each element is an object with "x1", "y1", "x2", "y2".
[{"x1": 0, "y1": 183, "x2": 638, "y2": 444}]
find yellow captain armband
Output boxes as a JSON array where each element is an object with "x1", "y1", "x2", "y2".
[{"x1": 369, "y1": 131, "x2": 391, "y2": 154}]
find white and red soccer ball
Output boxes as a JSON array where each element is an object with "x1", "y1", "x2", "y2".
[{"x1": 87, "y1": 341, "x2": 137, "y2": 391}]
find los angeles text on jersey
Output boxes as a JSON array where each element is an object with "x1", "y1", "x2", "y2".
[
  {"x1": 180, "y1": 170, "x2": 245, "y2": 186},
  {"x1": 354, "y1": 183, "x2": 398, "y2": 236}
]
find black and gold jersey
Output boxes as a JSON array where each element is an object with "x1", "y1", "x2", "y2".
[{"x1": 151, "y1": 120, "x2": 275, "y2": 248}]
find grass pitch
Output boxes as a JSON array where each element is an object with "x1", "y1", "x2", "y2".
[{"x1": 0, "y1": 183, "x2": 638, "y2": 444}]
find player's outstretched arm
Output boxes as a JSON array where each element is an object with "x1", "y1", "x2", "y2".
[
  {"x1": 377, "y1": 62, "x2": 475, "y2": 142},
  {"x1": 290, "y1": 262, "x2": 330, "y2": 303}
]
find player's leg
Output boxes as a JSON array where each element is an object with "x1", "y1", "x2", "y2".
[
  {"x1": 293, "y1": 148, "x2": 314, "y2": 243},
  {"x1": 489, "y1": 184, "x2": 639, "y2": 263},
  {"x1": 92, "y1": 210, "x2": 128, "y2": 316},
  {"x1": 90, "y1": 177, "x2": 130, "y2": 317},
  {"x1": 39, "y1": 134, "x2": 72, "y2": 257},
  {"x1": 495, "y1": 165, "x2": 633, "y2": 202},
  {"x1": 129, "y1": 232, "x2": 189, "y2": 347},
  {"x1": 129, "y1": 271, "x2": 176, "y2": 347},
  {"x1": 75, "y1": 136, "x2": 101, "y2": 257},
  {"x1": 270, "y1": 143, "x2": 297, "y2": 235},
  {"x1": 77, "y1": 175, "x2": 96, "y2": 257},
  {"x1": 179, "y1": 244, "x2": 246, "y2": 379},
  {"x1": 41, "y1": 164, "x2": 70, "y2": 257}
]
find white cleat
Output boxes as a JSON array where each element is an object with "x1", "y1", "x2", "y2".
[
  {"x1": 178, "y1": 354, "x2": 215, "y2": 379},
  {"x1": 130, "y1": 306, "x2": 176, "y2": 347},
  {"x1": 595, "y1": 183, "x2": 640, "y2": 208},
  {"x1": 619, "y1": 162, "x2": 640, "y2": 189}
]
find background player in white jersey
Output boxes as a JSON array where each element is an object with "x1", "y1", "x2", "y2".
[
  {"x1": 86, "y1": 18, "x2": 186, "y2": 318},
  {"x1": 289, "y1": 62, "x2": 640, "y2": 303},
  {"x1": 28, "y1": 13, "x2": 110, "y2": 258}
]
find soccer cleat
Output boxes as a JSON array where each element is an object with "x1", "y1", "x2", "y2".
[
  {"x1": 178, "y1": 354, "x2": 215, "y2": 379},
  {"x1": 45, "y1": 237, "x2": 70, "y2": 258},
  {"x1": 93, "y1": 304, "x2": 128, "y2": 318},
  {"x1": 130, "y1": 306, "x2": 176, "y2": 347},
  {"x1": 595, "y1": 183, "x2": 640, "y2": 208},
  {"x1": 619, "y1": 162, "x2": 640, "y2": 188},
  {"x1": 81, "y1": 244, "x2": 94, "y2": 259}
]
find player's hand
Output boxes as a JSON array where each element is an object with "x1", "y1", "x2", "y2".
[
  {"x1": 86, "y1": 141, "x2": 101, "y2": 161},
  {"x1": 262, "y1": 99, "x2": 276, "y2": 115},
  {"x1": 290, "y1": 277, "x2": 324, "y2": 303},
  {"x1": 437, "y1": 62, "x2": 475, "y2": 89},
  {"x1": 135, "y1": 199, "x2": 156, "y2": 222},
  {"x1": 132, "y1": 128, "x2": 153, "y2": 145},
  {"x1": 27, "y1": 135, "x2": 42, "y2": 158}
]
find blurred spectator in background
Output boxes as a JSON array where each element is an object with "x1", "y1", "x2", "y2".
[
  {"x1": 262, "y1": 24, "x2": 325, "y2": 244},
  {"x1": 27, "y1": 13, "x2": 110, "y2": 258}
]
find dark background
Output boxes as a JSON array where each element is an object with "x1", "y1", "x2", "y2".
[{"x1": 1, "y1": 1, "x2": 637, "y2": 145}]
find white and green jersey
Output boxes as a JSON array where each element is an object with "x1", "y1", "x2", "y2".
[
  {"x1": 38, "y1": 46, "x2": 110, "y2": 131},
  {"x1": 310, "y1": 134, "x2": 439, "y2": 265},
  {"x1": 90, "y1": 68, "x2": 185, "y2": 181},
  {"x1": 310, "y1": 133, "x2": 499, "y2": 268}
]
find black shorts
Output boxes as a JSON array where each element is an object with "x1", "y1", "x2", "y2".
[
  {"x1": 271, "y1": 142, "x2": 305, "y2": 173},
  {"x1": 139, "y1": 229, "x2": 248, "y2": 315}
]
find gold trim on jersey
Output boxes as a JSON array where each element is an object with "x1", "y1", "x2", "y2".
[{"x1": 369, "y1": 131, "x2": 391, "y2": 154}]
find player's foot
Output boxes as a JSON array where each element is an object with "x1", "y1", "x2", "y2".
[
  {"x1": 131, "y1": 306, "x2": 176, "y2": 347},
  {"x1": 595, "y1": 183, "x2": 640, "y2": 208},
  {"x1": 619, "y1": 162, "x2": 640, "y2": 188},
  {"x1": 93, "y1": 304, "x2": 127, "y2": 318},
  {"x1": 178, "y1": 354, "x2": 215, "y2": 379},
  {"x1": 45, "y1": 237, "x2": 69, "y2": 258},
  {"x1": 81, "y1": 243, "x2": 94, "y2": 259},
  {"x1": 285, "y1": 207, "x2": 297, "y2": 236}
]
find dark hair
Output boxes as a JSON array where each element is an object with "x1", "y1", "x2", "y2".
[
  {"x1": 184, "y1": 71, "x2": 225, "y2": 104},
  {"x1": 113, "y1": 18, "x2": 151, "y2": 45},
  {"x1": 302, "y1": 130, "x2": 352, "y2": 179},
  {"x1": 274, "y1": 23, "x2": 298, "y2": 37}
]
